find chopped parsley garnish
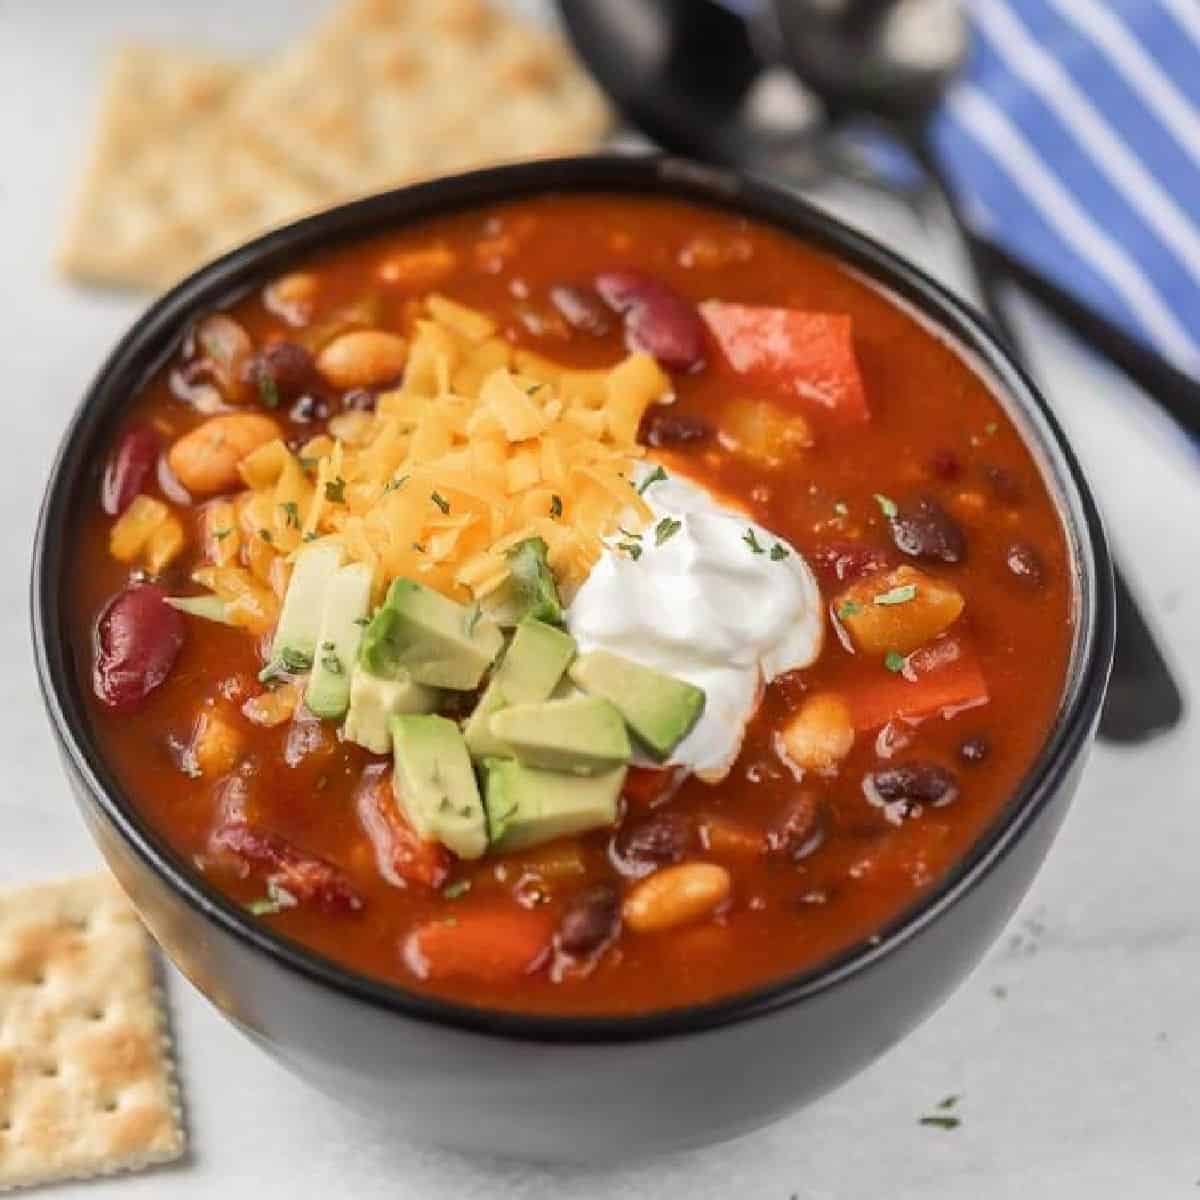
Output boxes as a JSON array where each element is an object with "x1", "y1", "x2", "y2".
[
  {"x1": 324, "y1": 476, "x2": 346, "y2": 504},
  {"x1": 618, "y1": 540, "x2": 644, "y2": 561},
  {"x1": 442, "y1": 880, "x2": 472, "y2": 900},
  {"x1": 837, "y1": 600, "x2": 863, "y2": 619},
  {"x1": 257, "y1": 373, "x2": 280, "y2": 410},
  {"x1": 874, "y1": 493, "x2": 898, "y2": 519},
  {"x1": 654, "y1": 516, "x2": 682, "y2": 546},
  {"x1": 258, "y1": 528, "x2": 273, "y2": 543},
  {"x1": 302, "y1": 531, "x2": 319, "y2": 543},
  {"x1": 884, "y1": 650, "x2": 907, "y2": 673},
  {"x1": 937, "y1": 1095, "x2": 961, "y2": 1110},
  {"x1": 525, "y1": 383, "x2": 543, "y2": 396},
  {"x1": 213, "y1": 527, "x2": 232, "y2": 541},
  {"x1": 549, "y1": 494, "x2": 563, "y2": 519},
  {"x1": 298, "y1": 456, "x2": 319, "y2": 472},
  {"x1": 353, "y1": 616, "x2": 370, "y2": 627},
  {"x1": 918, "y1": 1115, "x2": 961, "y2": 1131},
  {"x1": 246, "y1": 882, "x2": 297, "y2": 917},
  {"x1": 833, "y1": 500, "x2": 849, "y2": 517},
  {"x1": 618, "y1": 527, "x2": 642, "y2": 540},
  {"x1": 281, "y1": 647, "x2": 311, "y2": 672},
  {"x1": 383, "y1": 474, "x2": 408, "y2": 493},
  {"x1": 464, "y1": 604, "x2": 482, "y2": 637},
  {"x1": 321, "y1": 651, "x2": 343, "y2": 675},
  {"x1": 431, "y1": 490, "x2": 450, "y2": 514},
  {"x1": 412, "y1": 541, "x2": 426, "y2": 554},
  {"x1": 770, "y1": 543, "x2": 789, "y2": 561},
  {"x1": 985, "y1": 421, "x2": 998, "y2": 435},
  {"x1": 638, "y1": 465, "x2": 668, "y2": 495},
  {"x1": 279, "y1": 501, "x2": 300, "y2": 529},
  {"x1": 874, "y1": 583, "x2": 918, "y2": 606},
  {"x1": 743, "y1": 527, "x2": 765, "y2": 555}
]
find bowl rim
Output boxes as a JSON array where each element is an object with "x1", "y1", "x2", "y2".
[{"x1": 32, "y1": 153, "x2": 1115, "y2": 1044}]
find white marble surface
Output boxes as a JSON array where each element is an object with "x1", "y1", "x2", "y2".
[{"x1": 2, "y1": 2, "x2": 1198, "y2": 1196}]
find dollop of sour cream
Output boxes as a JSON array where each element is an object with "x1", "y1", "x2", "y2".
[{"x1": 566, "y1": 464, "x2": 824, "y2": 781}]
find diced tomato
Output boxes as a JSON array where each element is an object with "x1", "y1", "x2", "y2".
[
  {"x1": 403, "y1": 910, "x2": 555, "y2": 984},
  {"x1": 700, "y1": 302, "x2": 869, "y2": 421},
  {"x1": 622, "y1": 765, "x2": 685, "y2": 808},
  {"x1": 209, "y1": 821, "x2": 364, "y2": 913},
  {"x1": 847, "y1": 636, "x2": 989, "y2": 732},
  {"x1": 356, "y1": 769, "x2": 453, "y2": 890}
]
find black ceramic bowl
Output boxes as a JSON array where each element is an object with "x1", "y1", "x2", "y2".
[{"x1": 33, "y1": 155, "x2": 1114, "y2": 1162}]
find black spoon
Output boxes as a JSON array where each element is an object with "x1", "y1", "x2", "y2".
[
  {"x1": 558, "y1": 0, "x2": 1183, "y2": 741},
  {"x1": 769, "y1": 0, "x2": 1182, "y2": 742}
]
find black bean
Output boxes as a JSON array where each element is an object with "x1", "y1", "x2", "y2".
[
  {"x1": 289, "y1": 393, "x2": 330, "y2": 424},
  {"x1": 247, "y1": 340, "x2": 319, "y2": 403},
  {"x1": 766, "y1": 793, "x2": 823, "y2": 862},
  {"x1": 1006, "y1": 542, "x2": 1045, "y2": 586},
  {"x1": 549, "y1": 285, "x2": 611, "y2": 337},
  {"x1": 557, "y1": 884, "x2": 620, "y2": 956},
  {"x1": 639, "y1": 406, "x2": 713, "y2": 448},
  {"x1": 617, "y1": 811, "x2": 692, "y2": 869},
  {"x1": 890, "y1": 495, "x2": 966, "y2": 564},
  {"x1": 865, "y1": 763, "x2": 959, "y2": 813},
  {"x1": 959, "y1": 736, "x2": 990, "y2": 764}
]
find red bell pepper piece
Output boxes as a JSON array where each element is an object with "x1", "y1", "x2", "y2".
[
  {"x1": 356, "y1": 770, "x2": 453, "y2": 890},
  {"x1": 403, "y1": 910, "x2": 555, "y2": 984}
]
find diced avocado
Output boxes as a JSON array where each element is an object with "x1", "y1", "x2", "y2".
[
  {"x1": 489, "y1": 537, "x2": 564, "y2": 626},
  {"x1": 305, "y1": 563, "x2": 373, "y2": 719},
  {"x1": 569, "y1": 650, "x2": 705, "y2": 760},
  {"x1": 463, "y1": 618, "x2": 576, "y2": 759},
  {"x1": 489, "y1": 695, "x2": 631, "y2": 775},
  {"x1": 343, "y1": 669, "x2": 437, "y2": 754},
  {"x1": 359, "y1": 578, "x2": 503, "y2": 690},
  {"x1": 483, "y1": 758, "x2": 625, "y2": 852},
  {"x1": 262, "y1": 543, "x2": 343, "y2": 680},
  {"x1": 391, "y1": 714, "x2": 487, "y2": 859}
]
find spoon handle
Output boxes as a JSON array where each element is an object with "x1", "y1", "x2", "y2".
[{"x1": 917, "y1": 144, "x2": 1184, "y2": 744}]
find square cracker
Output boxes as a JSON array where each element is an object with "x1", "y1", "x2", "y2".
[
  {"x1": 58, "y1": 44, "x2": 328, "y2": 290},
  {"x1": 0, "y1": 873, "x2": 184, "y2": 1191},
  {"x1": 233, "y1": 0, "x2": 613, "y2": 197}
]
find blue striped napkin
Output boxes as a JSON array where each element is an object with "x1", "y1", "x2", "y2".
[{"x1": 929, "y1": 0, "x2": 1200, "y2": 380}]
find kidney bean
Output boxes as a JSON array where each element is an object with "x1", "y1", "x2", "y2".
[
  {"x1": 549, "y1": 285, "x2": 612, "y2": 336},
  {"x1": 959, "y1": 735, "x2": 990, "y2": 764},
  {"x1": 614, "y1": 811, "x2": 692, "y2": 875},
  {"x1": 245, "y1": 340, "x2": 319, "y2": 406},
  {"x1": 865, "y1": 762, "x2": 958, "y2": 815},
  {"x1": 101, "y1": 426, "x2": 161, "y2": 516},
  {"x1": 639, "y1": 405, "x2": 712, "y2": 447},
  {"x1": 594, "y1": 270, "x2": 705, "y2": 372},
  {"x1": 889, "y1": 496, "x2": 966, "y2": 564},
  {"x1": 557, "y1": 883, "x2": 621, "y2": 956},
  {"x1": 766, "y1": 793, "x2": 823, "y2": 862},
  {"x1": 210, "y1": 821, "x2": 364, "y2": 913},
  {"x1": 93, "y1": 585, "x2": 185, "y2": 712},
  {"x1": 1006, "y1": 541, "x2": 1044, "y2": 586},
  {"x1": 810, "y1": 540, "x2": 891, "y2": 585}
]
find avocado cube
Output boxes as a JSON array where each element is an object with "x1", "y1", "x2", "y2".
[
  {"x1": 483, "y1": 758, "x2": 625, "y2": 852},
  {"x1": 360, "y1": 578, "x2": 503, "y2": 690},
  {"x1": 488, "y1": 695, "x2": 631, "y2": 775},
  {"x1": 306, "y1": 562, "x2": 373, "y2": 719},
  {"x1": 343, "y1": 668, "x2": 437, "y2": 754},
  {"x1": 463, "y1": 618, "x2": 576, "y2": 760},
  {"x1": 391, "y1": 714, "x2": 487, "y2": 859},
  {"x1": 569, "y1": 650, "x2": 705, "y2": 760},
  {"x1": 487, "y1": 537, "x2": 564, "y2": 626},
  {"x1": 263, "y1": 542, "x2": 343, "y2": 678}
]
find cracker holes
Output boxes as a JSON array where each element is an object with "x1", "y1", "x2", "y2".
[
  {"x1": 101, "y1": 1098, "x2": 120, "y2": 1114},
  {"x1": 0, "y1": 1118, "x2": 11, "y2": 1134},
  {"x1": 87, "y1": 1006, "x2": 106, "y2": 1022},
  {"x1": 40, "y1": 1063, "x2": 58, "y2": 1079}
]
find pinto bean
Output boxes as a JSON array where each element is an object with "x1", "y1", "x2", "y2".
[
  {"x1": 594, "y1": 270, "x2": 706, "y2": 372},
  {"x1": 889, "y1": 495, "x2": 966, "y2": 564},
  {"x1": 557, "y1": 883, "x2": 621, "y2": 955},
  {"x1": 101, "y1": 426, "x2": 160, "y2": 516},
  {"x1": 167, "y1": 413, "x2": 281, "y2": 495},
  {"x1": 93, "y1": 585, "x2": 184, "y2": 712},
  {"x1": 316, "y1": 330, "x2": 408, "y2": 390},
  {"x1": 622, "y1": 863, "x2": 731, "y2": 934},
  {"x1": 549, "y1": 285, "x2": 612, "y2": 336}
]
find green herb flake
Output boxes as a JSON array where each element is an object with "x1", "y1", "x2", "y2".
[
  {"x1": 638, "y1": 465, "x2": 668, "y2": 495},
  {"x1": 874, "y1": 493, "x2": 898, "y2": 519},
  {"x1": 837, "y1": 600, "x2": 863, "y2": 620},
  {"x1": 654, "y1": 516, "x2": 682, "y2": 547},
  {"x1": 302, "y1": 531, "x2": 319, "y2": 543},
  {"x1": 985, "y1": 421, "x2": 998, "y2": 436},
  {"x1": 617, "y1": 527, "x2": 642, "y2": 540},
  {"x1": 321, "y1": 652, "x2": 343, "y2": 676},
  {"x1": 258, "y1": 528, "x2": 273, "y2": 544},
  {"x1": 257, "y1": 373, "x2": 280, "y2": 410},
  {"x1": 298, "y1": 456, "x2": 319, "y2": 472},
  {"x1": 918, "y1": 1115, "x2": 961, "y2": 1131},
  {"x1": 874, "y1": 583, "x2": 918, "y2": 607},
  {"x1": 833, "y1": 500, "x2": 849, "y2": 517},
  {"x1": 938, "y1": 1095, "x2": 961, "y2": 1110},
  {"x1": 770, "y1": 542, "x2": 790, "y2": 561},
  {"x1": 383, "y1": 474, "x2": 408, "y2": 494},
  {"x1": 246, "y1": 897, "x2": 282, "y2": 916},
  {"x1": 279, "y1": 500, "x2": 300, "y2": 529},
  {"x1": 412, "y1": 541, "x2": 426, "y2": 554},
  {"x1": 743, "y1": 527, "x2": 765, "y2": 555},
  {"x1": 618, "y1": 541, "x2": 643, "y2": 561},
  {"x1": 549, "y1": 494, "x2": 563, "y2": 519},
  {"x1": 442, "y1": 880, "x2": 472, "y2": 900},
  {"x1": 431, "y1": 490, "x2": 451, "y2": 514},
  {"x1": 464, "y1": 604, "x2": 482, "y2": 637},
  {"x1": 324, "y1": 476, "x2": 347, "y2": 504},
  {"x1": 353, "y1": 616, "x2": 370, "y2": 627},
  {"x1": 213, "y1": 528, "x2": 232, "y2": 541},
  {"x1": 884, "y1": 650, "x2": 907, "y2": 673}
]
